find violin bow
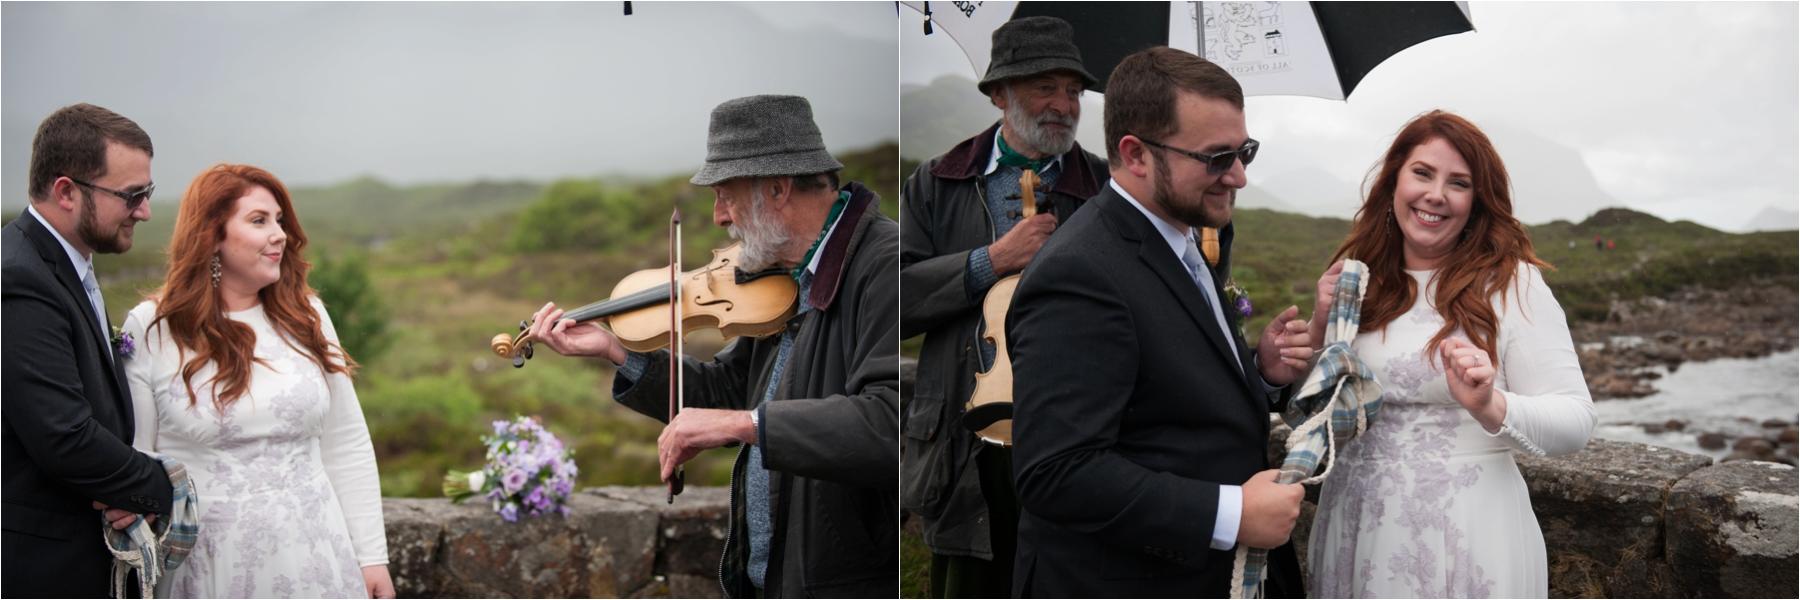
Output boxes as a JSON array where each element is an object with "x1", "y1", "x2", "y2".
[{"x1": 667, "y1": 207, "x2": 686, "y2": 503}]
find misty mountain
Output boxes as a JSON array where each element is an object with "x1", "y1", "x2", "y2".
[
  {"x1": 1477, "y1": 121, "x2": 1618, "y2": 226},
  {"x1": 1744, "y1": 205, "x2": 1800, "y2": 232},
  {"x1": 1245, "y1": 166, "x2": 1360, "y2": 218}
]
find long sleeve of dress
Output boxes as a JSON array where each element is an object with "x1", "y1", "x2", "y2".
[
  {"x1": 313, "y1": 297, "x2": 389, "y2": 567},
  {"x1": 122, "y1": 304, "x2": 159, "y2": 454},
  {"x1": 1489, "y1": 265, "x2": 1597, "y2": 457}
]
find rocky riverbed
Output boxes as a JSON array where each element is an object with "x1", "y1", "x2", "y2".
[
  {"x1": 1572, "y1": 283, "x2": 1797, "y2": 399},
  {"x1": 1571, "y1": 282, "x2": 1799, "y2": 465}
]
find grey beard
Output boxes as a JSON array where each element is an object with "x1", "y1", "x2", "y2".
[
  {"x1": 1003, "y1": 93, "x2": 1077, "y2": 157},
  {"x1": 729, "y1": 188, "x2": 791, "y2": 273}
]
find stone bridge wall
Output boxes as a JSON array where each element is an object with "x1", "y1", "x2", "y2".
[{"x1": 383, "y1": 442, "x2": 1795, "y2": 598}]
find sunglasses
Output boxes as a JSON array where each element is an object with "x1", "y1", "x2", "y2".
[
  {"x1": 67, "y1": 177, "x2": 154, "y2": 211},
  {"x1": 1137, "y1": 137, "x2": 1260, "y2": 175}
]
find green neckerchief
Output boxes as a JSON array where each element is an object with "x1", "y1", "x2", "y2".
[
  {"x1": 792, "y1": 190, "x2": 851, "y2": 281},
  {"x1": 996, "y1": 130, "x2": 1052, "y2": 173}
]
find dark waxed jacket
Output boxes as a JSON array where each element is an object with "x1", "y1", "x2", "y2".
[
  {"x1": 898, "y1": 123, "x2": 1107, "y2": 559},
  {"x1": 616, "y1": 182, "x2": 899, "y2": 598}
]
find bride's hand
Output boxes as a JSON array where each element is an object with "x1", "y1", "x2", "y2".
[
  {"x1": 1440, "y1": 338, "x2": 1506, "y2": 432},
  {"x1": 1307, "y1": 260, "x2": 1345, "y2": 351},
  {"x1": 362, "y1": 565, "x2": 395, "y2": 599}
]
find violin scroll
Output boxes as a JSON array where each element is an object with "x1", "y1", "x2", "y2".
[{"x1": 491, "y1": 320, "x2": 536, "y2": 368}]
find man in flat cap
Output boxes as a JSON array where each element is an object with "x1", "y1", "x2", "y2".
[
  {"x1": 528, "y1": 94, "x2": 899, "y2": 598},
  {"x1": 899, "y1": 15, "x2": 1109, "y2": 598}
]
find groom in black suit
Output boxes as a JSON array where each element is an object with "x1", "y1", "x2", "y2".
[
  {"x1": 3, "y1": 103, "x2": 174, "y2": 598},
  {"x1": 1007, "y1": 47, "x2": 1313, "y2": 597}
]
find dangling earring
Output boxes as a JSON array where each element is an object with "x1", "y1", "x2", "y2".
[{"x1": 210, "y1": 254, "x2": 222, "y2": 288}]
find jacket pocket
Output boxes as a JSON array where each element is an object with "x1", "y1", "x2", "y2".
[
  {"x1": 1, "y1": 502, "x2": 84, "y2": 541},
  {"x1": 902, "y1": 382, "x2": 943, "y2": 442},
  {"x1": 900, "y1": 386, "x2": 952, "y2": 518}
]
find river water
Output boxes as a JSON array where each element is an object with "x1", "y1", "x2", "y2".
[{"x1": 1591, "y1": 350, "x2": 1798, "y2": 459}]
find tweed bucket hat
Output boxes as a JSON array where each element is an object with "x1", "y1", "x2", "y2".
[
  {"x1": 977, "y1": 16, "x2": 1098, "y2": 95},
  {"x1": 689, "y1": 95, "x2": 844, "y2": 186}
]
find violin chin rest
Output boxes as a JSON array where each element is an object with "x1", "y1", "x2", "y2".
[{"x1": 961, "y1": 402, "x2": 1013, "y2": 432}]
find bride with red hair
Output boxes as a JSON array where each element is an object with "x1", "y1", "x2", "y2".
[
  {"x1": 1304, "y1": 111, "x2": 1595, "y2": 597},
  {"x1": 120, "y1": 164, "x2": 394, "y2": 598}
]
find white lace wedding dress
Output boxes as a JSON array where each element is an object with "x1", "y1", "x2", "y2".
[
  {"x1": 1307, "y1": 264, "x2": 1595, "y2": 598},
  {"x1": 122, "y1": 297, "x2": 386, "y2": 598}
]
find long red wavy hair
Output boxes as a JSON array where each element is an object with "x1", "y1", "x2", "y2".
[
  {"x1": 151, "y1": 164, "x2": 355, "y2": 410},
  {"x1": 1330, "y1": 110, "x2": 1549, "y2": 365}
]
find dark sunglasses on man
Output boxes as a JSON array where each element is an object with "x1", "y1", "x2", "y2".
[
  {"x1": 1137, "y1": 137, "x2": 1260, "y2": 175},
  {"x1": 66, "y1": 176, "x2": 153, "y2": 211}
]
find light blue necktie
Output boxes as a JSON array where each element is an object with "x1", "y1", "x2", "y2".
[
  {"x1": 82, "y1": 263, "x2": 111, "y2": 361},
  {"x1": 1180, "y1": 235, "x2": 1242, "y2": 373}
]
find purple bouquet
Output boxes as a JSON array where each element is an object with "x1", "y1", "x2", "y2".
[{"x1": 443, "y1": 415, "x2": 579, "y2": 521}]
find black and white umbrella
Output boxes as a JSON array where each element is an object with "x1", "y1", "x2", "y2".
[{"x1": 905, "y1": 1, "x2": 1474, "y2": 101}]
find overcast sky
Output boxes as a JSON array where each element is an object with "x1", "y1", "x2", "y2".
[
  {"x1": 3, "y1": 2, "x2": 898, "y2": 208},
  {"x1": 903, "y1": 2, "x2": 1798, "y2": 232}
]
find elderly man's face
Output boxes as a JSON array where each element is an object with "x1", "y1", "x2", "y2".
[
  {"x1": 994, "y1": 72, "x2": 1084, "y2": 157},
  {"x1": 711, "y1": 177, "x2": 792, "y2": 272}
]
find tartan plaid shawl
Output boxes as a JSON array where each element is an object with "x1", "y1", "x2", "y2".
[
  {"x1": 1232, "y1": 259, "x2": 1384, "y2": 599},
  {"x1": 103, "y1": 454, "x2": 200, "y2": 599}
]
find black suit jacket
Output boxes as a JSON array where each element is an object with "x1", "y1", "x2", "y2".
[
  {"x1": 1006, "y1": 186, "x2": 1300, "y2": 597},
  {"x1": 3, "y1": 210, "x2": 173, "y2": 598}
]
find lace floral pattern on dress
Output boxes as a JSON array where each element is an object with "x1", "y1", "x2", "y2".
[
  {"x1": 1311, "y1": 344, "x2": 1494, "y2": 598},
  {"x1": 156, "y1": 318, "x2": 366, "y2": 598}
]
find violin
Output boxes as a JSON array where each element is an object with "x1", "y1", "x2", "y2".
[
  {"x1": 488, "y1": 242, "x2": 799, "y2": 367},
  {"x1": 961, "y1": 169, "x2": 1042, "y2": 447},
  {"x1": 490, "y1": 231, "x2": 797, "y2": 504}
]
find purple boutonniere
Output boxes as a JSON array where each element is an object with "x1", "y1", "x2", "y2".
[
  {"x1": 111, "y1": 326, "x2": 135, "y2": 358},
  {"x1": 1222, "y1": 279, "x2": 1252, "y2": 340},
  {"x1": 1223, "y1": 279, "x2": 1252, "y2": 319}
]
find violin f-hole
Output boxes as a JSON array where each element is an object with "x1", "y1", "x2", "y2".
[{"x1": 695, "y1": 297, "x2": 735, "y2": 311}]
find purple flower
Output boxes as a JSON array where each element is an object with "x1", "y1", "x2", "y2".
[
  {"x1": 502, "y1": 468, "x2": 528, "y2": 494},
  {"x1": 498, "y1": 502, "x2": 519, "y2": 523},
  {"x1": 111, "y1": 328, "x2": 135, "y2": 358},
  {"x1": 1235, "y1": 295, "x2": 1253, "y2": 319}
]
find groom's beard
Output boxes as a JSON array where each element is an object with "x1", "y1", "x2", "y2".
[
  {"x1": 1151, "y1": 151, "x2": 1233, "y2": 229},
  {"x1": 78, "y1": 190, "x2": 134, "y2": 254},
  {"x1": 728, "y1": 189, "x2": 791, "y2": 273}
]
